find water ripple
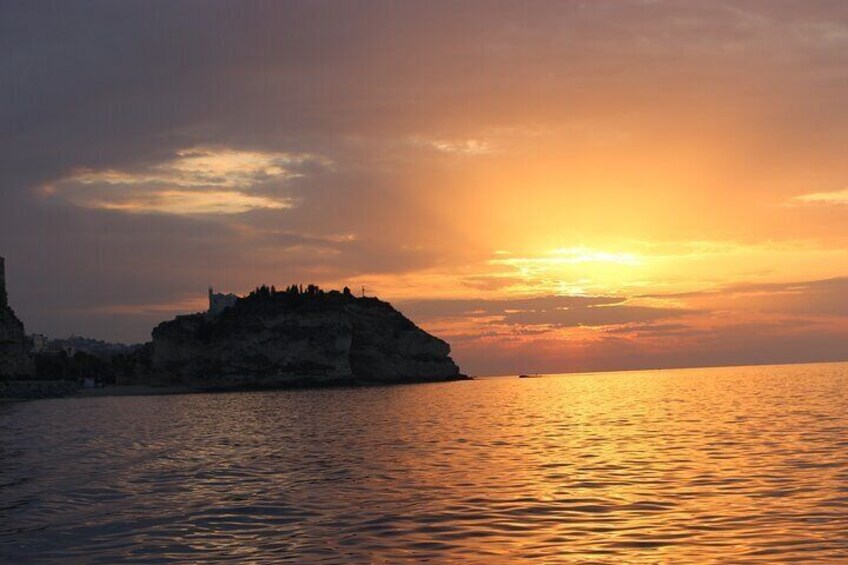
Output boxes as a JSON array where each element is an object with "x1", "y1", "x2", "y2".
[{"x1": 2, "y1": 362, "x2": 848, "y2": 563}]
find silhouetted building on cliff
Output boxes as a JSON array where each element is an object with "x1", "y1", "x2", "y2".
[{"x1": 208, "y1": 287, "x2": 238, "y2": 317}]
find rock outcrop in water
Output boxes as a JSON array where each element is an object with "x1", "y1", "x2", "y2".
[
  {"x1": 0, "y1": 257, "x2": 35, "y2": 378},
  {"x1": 142, "y1": 285, "x2": 465, "y2": 389}
]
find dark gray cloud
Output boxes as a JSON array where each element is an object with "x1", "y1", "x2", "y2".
[
  {"x1": 644, "y1": 277, "x2": 848, "y2": 316},
  {"x1": 604, "y1": 323, "x2": 696, "y2": 336},
  {"x1": 6, "y1": 1, "x2": 848, "y2": 187},
  {"x1": 400, "y1": 294, "x2": 693, "y2": 329},
  {"x1": 501, "y1": 305, "x2": 698, "y2": 328},
  {"x1": 642, "y1": 276, "x2": 848, "y2": 298},
  {"x1": 398, "y1": 295, "x2": 625, "y2": 319}
]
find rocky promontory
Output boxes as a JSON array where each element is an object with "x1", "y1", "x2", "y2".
[{"x1": 136, "y1": 285, "x2": 465, "y2": 389}]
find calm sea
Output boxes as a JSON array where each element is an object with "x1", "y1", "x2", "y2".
[{"x1": 2, "y1": 362, "x2": 847, "y2": 563}]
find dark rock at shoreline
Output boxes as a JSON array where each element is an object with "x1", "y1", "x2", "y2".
[
  {"x1": 0, "y1": 256, "x2": 35, "y2": 379},
  {"x1": 0, "y1": 307, "x2": 35, "y2": 380},
  {"x1": 139, "y1": 287, "x2": 466, "y2": 389},
  {"x1": 0, "y1": 380, "x2": 80, "y2": 400}
]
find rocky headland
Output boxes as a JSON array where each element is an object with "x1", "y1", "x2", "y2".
[
  {"x1": 1, "y1": 255, "x2": 467, "y2": 397},
  {"x1": 130, "y1": 285, "x2": 466, "y2": 389}
]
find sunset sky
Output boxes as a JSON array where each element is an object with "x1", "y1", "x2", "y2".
[{"x1": 2, "y1": 1, "x2": 847, "y2": 375}]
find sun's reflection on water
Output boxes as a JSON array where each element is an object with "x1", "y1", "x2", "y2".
[{"x1": 1, "y1": 362, "x2": 847, "y2": 563}]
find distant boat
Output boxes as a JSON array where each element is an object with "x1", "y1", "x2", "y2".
[{"x1": 518, "y1": 374, "x2": 543, "y2": 379}]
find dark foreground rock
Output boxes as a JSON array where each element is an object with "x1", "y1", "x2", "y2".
[
  {"x1": 0, "y1": 380, "x2": 80, "y2": 399},
  {"x1": 137, "y1": 286, "x2": 466, "y2": 389},
  {"x1": 0, "y1": 307, "x2": 35, "y2": 378},
  {"x1": 0, "y1": 257, "x2": 35, "y2": 379}
]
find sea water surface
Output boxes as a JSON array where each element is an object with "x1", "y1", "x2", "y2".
[{"x1": 2, "y1": 362, "x2": 847, "y2": 563}]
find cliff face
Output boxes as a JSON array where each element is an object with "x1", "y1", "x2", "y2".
[
  {"x1": 147, "y1": 291, "x2": 463, "y2": 388},
  {"x1": 0, "y1": 306, "x2": 35, "y2": 378},
  {"x1": 0, "y1": 256, "x2": 34, "y2": 379},
  {"x1": 345, "y1": 300, "x2": 460, "y2": 382}
]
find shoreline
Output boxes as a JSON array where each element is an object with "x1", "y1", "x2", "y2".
[
  {"x1": 0, "y1": 382, "x2": 196, "y2": 402},
  {"x1": 1, "y1": 375, "x2": 473, "y2": 401},
  {"x1": 72, "y1": 385, "x2": 198, "y2": 398}
]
